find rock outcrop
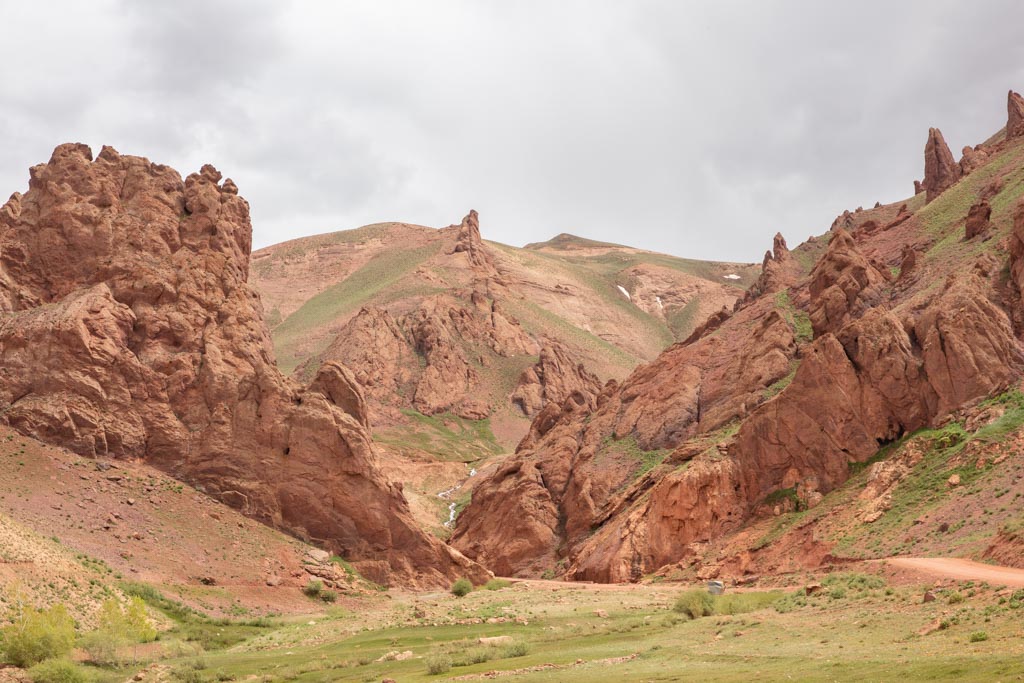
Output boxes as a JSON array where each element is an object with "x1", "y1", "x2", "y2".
[
  {"x1": 960, "y1": 145, "x2": 989, "y2": 175},
  {"x1": 562, "y1": 269, "x2": 1022, "y2": 582},
  {"x1": 1008, "y1": 90, "x2": 1024, "y2": 140},
  {"x1": 0, "y1": 144, "x2": 487, "y2": 588},
  {"x1": 965, "y1": 200, "x2": 992, "y2": 240},
  {"x1": 314, "y1": 292, "x2": 540, "y2": 422},
  {"x1": 452, "y1": 294, "x2": 801, "y2": 576},
  {"x1": 511, "y1": 342, "x2": 602, "y2": 418},
  {"x1": 447, "y1": 210, "x2": 496, "y2": 274},
  {"x1": 736, "y1": 233, "x2": 799, "y2": 308},
  {"x1": 923, "y1": 127, "x2": 961, "y2": 203},
  {"x1": 807, "y1": 228, "x2": 890, "y2": 336}
]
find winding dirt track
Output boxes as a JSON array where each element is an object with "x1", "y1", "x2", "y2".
[{"x1": 885, "y1": 557, "x2": 1024, "y2": 587}]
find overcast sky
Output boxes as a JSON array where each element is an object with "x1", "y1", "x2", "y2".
[{"x1": 2, "y1": 1, "x2": 1023, "y2": 262}]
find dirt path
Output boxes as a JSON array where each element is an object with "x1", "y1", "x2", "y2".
[{"x1": 884, "y1": 557, "x2": 1024, "y2": 587}]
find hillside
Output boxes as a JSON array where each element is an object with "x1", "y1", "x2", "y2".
[
  {"x1": 454, "y1": 90, "x2": 1024, "y2": 582},
  {"x1": 250, "y1": 215, "x2": 759, "y2": 536}
]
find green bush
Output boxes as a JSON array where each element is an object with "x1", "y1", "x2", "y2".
[
  {"x1": 673, "y1": 589, "x2": 714, "y2": 619},
  {"x1": 303, "y1": 579, "x2": 323, "y2": 598},
  {"x1": 80, "y1": 597, "x2": 157, "y2": 665},
  {"x1": 26, "y1": 658, "x2": 94, "y2": 683},
  {"x1": 969, "y1": 631, "x2": 989, "y2": 642},
  {"x1": 451, "y1": 578, "x2": 473, "y2": 597},
  {"x1": 713, "y1": 591, "x2": 782, "y2": 615},
  {"x1": 503, "y1": 641, "x2": 529, "y2": 657},
  {"x1": 0, "y1": 601, "x2": 76, "y2": 667},
  {"x1": 947, "y1": 591, "x2": 965, "y2": 604},
  {"x1": 426, "y1": 654, "x2": 452, "y2": 675},
  {"x1": 319, "y1": 590, "x2": 338, "y2": 603}
]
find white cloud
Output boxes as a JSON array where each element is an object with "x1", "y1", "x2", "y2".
[{"x1": 2, "y1": 1, "x2": 1023, "y2": 262}]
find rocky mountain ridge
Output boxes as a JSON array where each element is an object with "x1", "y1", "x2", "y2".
[{"x1": 453, "y1": 90, "x2": 1024, "y2": 582}]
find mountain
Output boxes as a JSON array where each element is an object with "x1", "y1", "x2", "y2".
[
  {"x1": 0, "y1": 144, "x2": 485, "y2": 588},
  {"x1": 251, "y1": 213, "x2": 759, "y2": 537},
  {"x1": 453, "y1": 90, "x2": 1024, "y2": 582}
]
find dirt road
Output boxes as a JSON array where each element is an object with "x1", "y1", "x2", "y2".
[{"x1": 885, "y1": 557, "x2": 1024, "y2": 587}]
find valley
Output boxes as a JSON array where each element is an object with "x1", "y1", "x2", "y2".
[{"x1": 3, "y1": 85, "x2": 1024, "y2": 682}]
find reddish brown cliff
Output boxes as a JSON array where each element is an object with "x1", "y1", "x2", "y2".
[{"x1": 0, "y1": 144, "x2": 486, "y2": 588}]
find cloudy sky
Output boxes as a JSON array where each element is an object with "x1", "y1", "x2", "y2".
[{"x1": 2, "y1": 1, "x2": 1023, "y2": 262}]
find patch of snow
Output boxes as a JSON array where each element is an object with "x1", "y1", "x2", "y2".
[
  {"x1": 617, "y1": 285, "x2": 632, "y2": 300},
  {"x1": 723, "y1": 273, "x2": 741, "y2": 280},
  {"x1": 655, "y1": 296, "x2": 663, "y2": 309}
]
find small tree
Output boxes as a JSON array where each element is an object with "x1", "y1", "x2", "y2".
[
  {"x1": 81, "y1": 597, "x2": 156, "y2": 665},
  {"x1": 0, "y1": 599, "x2": 76, "y2": 667},
  {"x1": 450, "y1": 578, "x2": 473, "y2": 597}
]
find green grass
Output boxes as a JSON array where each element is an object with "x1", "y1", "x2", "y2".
[
  {"x1": 110, "y1": 579, "x2": 1024, "y2": 682},
  {"x1": 762, "y1": 361, "x2": 799, "y2": 400},
  {"x1": 596, "y1": 434, "x2": 672, "y2": 482},
  {"x1": 774, "y1": 290, "x2": 812, "y2": 343},
  {"x1": 120, "y1": 582, "x2": 279, "y2": 651},
  {"x1": 374, "y1": 410, "x2": 504, "y2": 462}
]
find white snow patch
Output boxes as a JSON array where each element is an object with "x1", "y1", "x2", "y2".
[
  {"x1": 723, "y1": 273, "x2": 741, "y2": 280},
  {"x1": 617, "y1": 285, "x2": 632, "y2": 300},
  {"x1": 655, "y1": 296, "x2": 664, "y2": 309}
]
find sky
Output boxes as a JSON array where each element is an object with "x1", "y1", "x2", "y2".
[{"x1": 2, "y1": 1, "x2": 1024, "y2": 263}]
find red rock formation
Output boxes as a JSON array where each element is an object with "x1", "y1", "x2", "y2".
[
  {"x1": 447, "y1": 210, "x2": 495, "y2": 273},
  {"x1": 0, "y1": 144, "x2": 486, "y2": 588},
  {"x1": 960, "y1": 145, "x2": 989, "y2": 175},
  {"x1": 310, "y1": 290, "x2": 539, "y2": 423},
  {"x1": 452, "y1": 296, "x2": 800, "y2": 576},
  {"x1": 1009, "y1": 90, "x2": 1024, "y2": 140},
  {"x1": 565, "y1": 271, "x2": 1021, "y2": 581},
  {"x1": 965, "y1": 200, "x2": 992, "y2": 240},
  {"x1": 923, "y1": 127, "x2": 961, "y2": 203},
  {"x1": 736, "y1": 233, "x2": 799, "y2": 308},
  {"x1": 1010, "y1": 202, "x2": 1024, "y2": 295},
  {"x1": 898, "y1": 244, "x2": 918, "y2": 279},
  {"x1": 807, "y1": 228, "x2": 890, "y2": 336},
  {"x1": 511, "y1": 342, "x2": 602, "y2": 418}
]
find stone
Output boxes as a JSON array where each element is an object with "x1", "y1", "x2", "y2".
[
  {"x1": 1008, "y1": 90, "x2": 1024, "y2": 140},
  {"x1": 923, "y1": 127, "x2": 961, "y2": 203},
  {"x1": 964, "y1": 200, "x2": 992, "y2": 240}
]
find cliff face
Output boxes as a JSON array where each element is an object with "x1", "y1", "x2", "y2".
[
  {"x1": 453, "y1": 95, "x2": 1024, "y2": 582},
  {"x1": 0, "y1": 143, "x2": 486, "y2": 588}
]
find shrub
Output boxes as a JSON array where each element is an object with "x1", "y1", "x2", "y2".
[
  {"x1": 713, "y1": 591, "x2": 782, "y2": 615},
  {"x1": 426, "y1": 654, "x2": 452, "y2": 675},
  {"x1": 451, "y1": 578, "x2": 473, "y2": 597},
  {"x1": 503, "y1": 641, "x2": 529, "y2": 658},
  {"x1": 303, "y1": 580, "x2": 323, "y2": 598},
  {"x1": 81, "y1": 597, "x2": 157, "y2": 665},
  {"x1": 319, "y1": 590, "x2": 337, "y2": 603},
  {"x1": 947, "y1": 591, "x2": 965, "y2": 604},
  {"x1": 969, "y1": 631, "x2": 989, "y2": 642},
  {"x1": 26, "y1": 658, "x2": 94, "y2": 683},
  {"x1": 673, "y1": 589, "x2": 714, "y2": 619},
  {"x1": 0, "y1": 601, "x2": 76, "y2": 667}
]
